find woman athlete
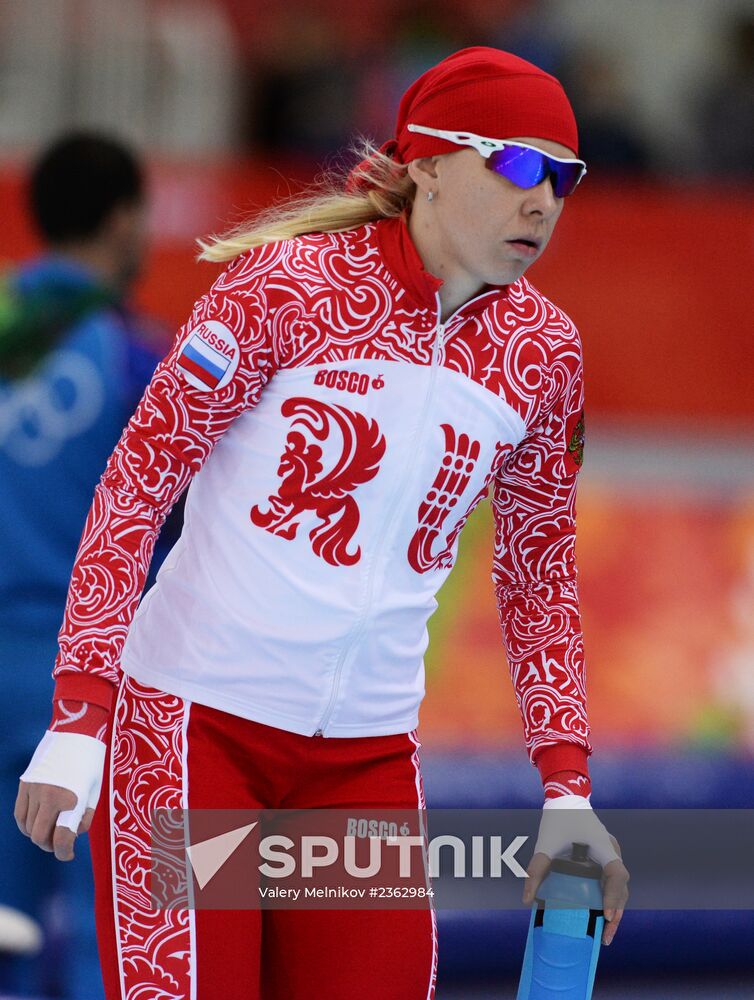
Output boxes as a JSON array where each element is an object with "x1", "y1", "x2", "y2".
[{"x1": 15, "y1": 47, "x2": 629, "y2": 999}]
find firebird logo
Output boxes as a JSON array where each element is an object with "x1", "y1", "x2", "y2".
[{"x1": 250, "y1": 398, "x2": 386, "y2": 567}]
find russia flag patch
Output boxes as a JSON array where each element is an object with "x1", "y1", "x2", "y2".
[{"x1": 175, "y1": 321, "x2": 240, "y2": 392}]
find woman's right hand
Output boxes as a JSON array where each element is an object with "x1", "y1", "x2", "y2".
[
  {"x1": 14, "y1": 781, "x2": 95, "y2": 862},
  {"x1": 15, "y1": 729, "x2": 106, "y2": 861}
]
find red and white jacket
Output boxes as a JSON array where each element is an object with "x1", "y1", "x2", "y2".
[{"x1": 52, "y1": 215, "x2": 592, "y2": 791}]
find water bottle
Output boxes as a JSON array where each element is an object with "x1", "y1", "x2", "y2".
[{"x1": 516, "y1": 842, "x2": 604, "y2": 1000}]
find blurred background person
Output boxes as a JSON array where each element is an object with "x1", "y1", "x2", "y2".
[
  {"x1": 561, "y1": 45, "x2": 651, "y2": 174},
  {"x1": 696, "y1": 11, "x2": 754, "y2": 179},
  {"x1": 249, "y1": 10, "x2": 362, "y2": 157},
  {"x1": 0, "y1": 132, "x2": 159, "y2": 999}
]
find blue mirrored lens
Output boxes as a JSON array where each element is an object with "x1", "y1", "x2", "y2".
[{"x1": 486, "y1": 147, "x2": 584, "y2": 197}]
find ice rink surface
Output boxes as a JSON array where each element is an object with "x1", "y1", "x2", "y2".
[
  {"x1": 436, "y1": 976, "x2": 754, "y2": 1000},
  {"x1": 2, "y1": 983, "x2": 750, "y2": 1000},
  {"x1": 440, "y1": 975, "x2": 754, "y2": 999},
  {"x1": 3, "y1": 983, "x2": 754, "y2": 1000}
]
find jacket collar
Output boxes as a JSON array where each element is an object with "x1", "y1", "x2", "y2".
[{"x1": 373, "y1": 212, "x2": 509, "y2": 321}]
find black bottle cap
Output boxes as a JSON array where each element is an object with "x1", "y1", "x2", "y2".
[{"x1": 549, "y1": 841, "x2": 603, "y2": 879}]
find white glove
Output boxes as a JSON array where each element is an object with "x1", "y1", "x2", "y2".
[
  {"x1": 534, "y1": 794, "x2": 620, "y2": 868},
  {"x1": 19, "y1": 730, "x2": 106, "y2": 835}
]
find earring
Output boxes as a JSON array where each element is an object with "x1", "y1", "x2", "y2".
[{"x1": 427, "y1": 190, "x2": 435, "y2": 203}]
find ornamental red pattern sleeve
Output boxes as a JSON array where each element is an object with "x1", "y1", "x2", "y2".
[
  {"x1": 50, "y1": 700, "x2": 110, "y2": 742},
  {"x1": 53, "y1": 250, "x2": 277, "y2": 703},
  {"x1": 491, "y1": 325, "x2": 592, "y2": 788},
  {"x1": 543, "y1": 771, "x2": 593, "y2": 801}
]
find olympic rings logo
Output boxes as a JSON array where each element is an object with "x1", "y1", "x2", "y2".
[{"x1": 0, "y1": 350, "x2": 105, "y2": 467}]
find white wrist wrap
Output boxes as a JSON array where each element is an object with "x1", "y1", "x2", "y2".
[
  {"x1": 535, "y1": 795, "x2": 619, "y2": 868},
  {"x1": 19, "y1": 731, "x2": 107, "y2": 835}
]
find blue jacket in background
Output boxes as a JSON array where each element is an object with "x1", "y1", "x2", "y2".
[
  {"x1": 0, "y1": 255, "x2": 162, "y2": 704},
  {"x1": 0, "y1": 255, "x2": 167, "y2": 999}
]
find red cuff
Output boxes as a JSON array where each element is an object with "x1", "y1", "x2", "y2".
[
  {"x1": 534, "y1": 743, "x2": 591, "y2": 783},
  {"x1": 53, "y1": 672, "x2": 117, "y2": 712}
]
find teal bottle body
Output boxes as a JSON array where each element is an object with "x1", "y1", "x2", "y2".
[{"x1": 516, "y1": 843, "x2": 604, "y2": 1000}]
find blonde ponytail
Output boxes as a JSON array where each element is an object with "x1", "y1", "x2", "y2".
[{"x1": 197, "y1": 138, "x2": 416, "y2": 263}]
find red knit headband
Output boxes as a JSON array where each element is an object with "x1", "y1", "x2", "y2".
[{"x1": 394, "y1": 46, "x2": 579, "y2": 159}]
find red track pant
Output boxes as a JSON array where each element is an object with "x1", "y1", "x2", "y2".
[{"x1": 90, "y1": 676, "x2": 437, "y2": 999}]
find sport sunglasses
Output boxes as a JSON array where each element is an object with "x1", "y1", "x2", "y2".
[{"x1": 406, "y1": 124, "x2": 587, "y2": 198}]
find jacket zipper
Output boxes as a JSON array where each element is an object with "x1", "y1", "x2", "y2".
[
  {"x1": 312, "y1": 286, "x2": 497, "y2": 737},
  {"x1": 313, "y1": 301, "x2": 446, "y2": 736}
]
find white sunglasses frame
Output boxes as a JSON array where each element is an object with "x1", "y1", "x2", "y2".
[{"x1": 406, "y1": 123, "x2": 587, "y2": 190}]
